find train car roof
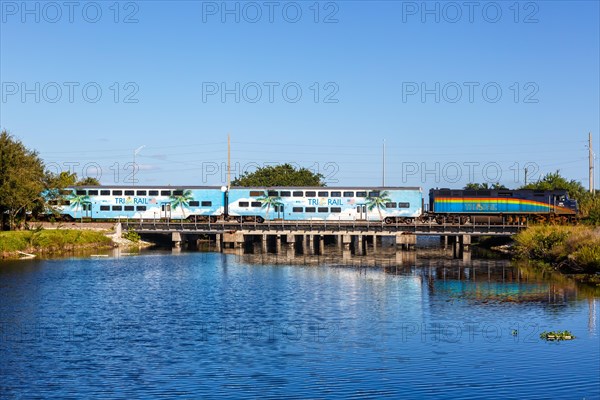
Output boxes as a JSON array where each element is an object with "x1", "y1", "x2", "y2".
[{"x1": 68, "y1": 185, "x2": 423, "y2": 190}]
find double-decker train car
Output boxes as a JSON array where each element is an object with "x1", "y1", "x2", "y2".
[
  {"x1": 429, "y1": 188, "x2": 578, "y2": 223},
  {"x1": 47, "y1": 186, "x2": 224, "y2": 221},
  {"x1": 227, "y1": 187, "x2": 423, "y2": 223}
]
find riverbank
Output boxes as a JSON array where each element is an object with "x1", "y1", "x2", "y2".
[
  {"x1": 0, "y1": 225, "x2": 152, "y2": 259},
  {"x1": 513, "y1": 225, "x2": 600, "y2": 278}
]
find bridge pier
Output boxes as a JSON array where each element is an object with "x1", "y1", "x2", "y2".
[
  {"x1": 355, "y1": 235, "x2": 364, "y2": 255},
  {"x1": 343, "y1": 235, "x2": 352, "y2": 250},
  {"x1": 215, "y1": 233, "x2": 222, "y2": 252},
  {"x1": 396, "y1": 234, "x2": 416, "y2": 251},
  {"x1": 172, "y1": 232, "x2": 182, "y2": 248}
]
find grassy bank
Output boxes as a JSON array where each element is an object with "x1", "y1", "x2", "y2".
[
  {"x1": 0, "y1": 229, "x2": 113, "y2": 259},
  {"x1": 514, "y1": 225, "x2": 600, "y2": 273}
]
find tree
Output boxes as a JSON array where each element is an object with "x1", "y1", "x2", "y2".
[
  {"x1": 366, "y1": 190, "x2": 391, "y2": 220},
  {"x1": 231, "y1": 164, "x2": 325, "y2": 187},
  {"x1": 170, "y1": 189, "x2": 194, "y2": 218},
  {"x1": 77, "y1": 177, "x2": 101, "y2": 186},
  {"x1": 519, "y1": 171, "x2": 587, "y2": 199},
  {"x1": 464, "y1": 183, "x2": 508, "y2": 190},
  {"x1": 257, "y1": 192, "x2": 283, "y2": 219},
  {"x1": 0, "y1": 131, "x2": 46, "y2": 230},
  {"x1": 67, "y1": 192, "x2": 91, "y2": 221}
]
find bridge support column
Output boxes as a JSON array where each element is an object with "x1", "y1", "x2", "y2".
[
  {"x1": 215, "y1": 234, "x2": 222, "y2": 252},
  {"x1": 172, "y1": 232, "x2": 182, "y2": 248},
  {"x1": 453, "y1": 236, "x2": 461, "y2": 258},
  {"x1": 372, "y1": 235, "x2": 377, "y2": 251},
  {"x1": 355, "y1": 235, "x2": 364, "y2": 255},
  {"x1": 461, "y1": 235, "x2": 471, "y2": 252},
  {"x1": 342, "y1": 235, "x2": 352, "y2": 250},
  {"x1": 441, "y1": 235, "x2": 448, "y2": 249},
  {"x1": 276, "y1": 235, "x2": 282, "y2": 253},
  {"x1": 286, "y1": 234, "x2": 295, "y2": 249},
  {"x1": 262, "y1": 234, "x2": 268, "y2": 253},
  {"x1": 307, "y1": 235, "x2": 314, "y2": 254},
  {"x1": 316, "y1": 235, "x2": 324, "y2": 255},
  {"x1": 396, "y1": 234, "x2": 416, "y2": 251}
]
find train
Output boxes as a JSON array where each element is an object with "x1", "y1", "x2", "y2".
[{"x1": 45, "y1": 185, "x2": 579, "y2": 224}]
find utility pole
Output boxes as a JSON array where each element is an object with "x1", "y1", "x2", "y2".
[
  {"x1": 227, "y1": 134, "x2": 231, "y2": 190},
  {"x1": 382, "y1": 139, "x2": 386, "y2": 187},
  {"x1": 589, "y1": 132, "x2": 594, "y2": 193},
  {"x1": 133, "y1": 145, "x2": 145, "y2": 187},
  {"x1": 524, "y1": 167, "x2": 528, "y2": 185}
]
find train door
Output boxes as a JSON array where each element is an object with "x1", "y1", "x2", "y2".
[
  {"x1": 82, "y1": 202, "x2": 92, "y2": 218},
  {"x1": 161, "y1": 202, "x2": 171, "y2": 219},
  {"x1": 356, "y1": 205, "x2": 367, "y2": 220},
  {"x1": 275, "y1": 204, "x2": 284, "y2": 219}
]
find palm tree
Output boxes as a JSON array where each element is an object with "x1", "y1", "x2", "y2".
[
  {"x1": 170, "y1": 189, "x2": 194, "y2": 218},
  {"x1": 257, "y1": 192, "x2": 283, "y2": 220},
  {"x1": 67, "y1": 193, "x2": 90, "y2": 220},
  {"x1": 366, "y1": 190, "x2": 391, "y2": 220}
]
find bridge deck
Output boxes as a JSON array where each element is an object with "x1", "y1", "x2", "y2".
[{"x1": 122, "y1": 221, "x2": 524, "y2": 236}]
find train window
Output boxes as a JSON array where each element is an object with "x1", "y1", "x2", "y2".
[
  {"x1": 498, "y1": 192, "x2": 513, "y2": 197},
  {"x1": 124, "y1": 190, "x2": 135, "y2": 196},
  {"x1": 112, "y1": 206, "x2": 122, "y2": 211},
  {"x1": 239, "y1": 201, "x2": 250, "y2": 207},
  {"x1": 356, "y1": 191, "x2": 367, "y2": 197},
  {"x1": 398, "y1": 202, "x2": 410, "y2": 208},
  {"x1": 136, "y1": 190, "x2": 147, "y2": 196},
  {"x1": 280, "y1": 191, "x2": 291, "y2": 197},
  {"x1": 292, "y1": 207, "x2": 303, "y2": 212},
  {"x1": 267, "y1": 191, "x2": 279, "y2": 197},
  {"x1": 161, "y1": 190, "x2": 171, "y2": 196},
  {"x1": 293, "y1": 191, "x2": 303, "y2": 197},
  {"x1": 343, "y1": 191, "x2": 354, "y2": 197},
  {"x1": 464, "y1": 190, "x2": 476, "y2": 197},
  {"x1": 251, "y1": 202, "x2": 262, "y2": 207},
  {"x1": 124, "y1": 206, "x2": 134, "y2": 211},
  {"x1": 331, "y1": 207, "x2": 342, "y2": 213},
  {"x1": 189, "y1": 201, "x2": 200, "y2": 207},
  {"x1": 305, "y1": 207, "x2": 316, "y2": 213},
  {"x1": 331, "y1": 191, "x2": 341, "y2": 197},
  {"x1": 477, "y1": 191, "x2": 491, "y2": 196},
  {"x1": 440, "y1": 190, "x2": 452, "y2": 196},
  {"x1": 100, "y1": 205, "x2": 110, "y2": 211},
  {"x1": 385, "y1": 202, "x2": 397, "y2": 208},
  {"x1": 76, "y1": 190, "x2": 86, "y2": 195},
  {"x1": 173, "y1": 190, "x2": 183, "y2": 196},
  {"x1": 318, "y1": 191, "x2": 329, "y2": 197},
  {"x1": 534, "y1": 191, "x2": 545, "y2": 196},
  {"x1": 88, "y1": 190, "x2": 98, "y2": 196},
  {"x1": 63, "y1": 200, "x2": 71, "y2": 206},
  {"x1": 149, "y1": 190, "x2": 159, "y2": 196},
  {"x1": 48, "y1": 200, "x2": 58, "y2": 206},
  {"x1": 318, "y1": 207, "x2": 328, "y2": 213},
  {"x1": 305, "y1": 191, "x2": 316, "y2": 197},
  {"x1": 136, "y1": 206, "x2": 146, "y2": 211},
  {"x1": 201, "y1": 201, "x2": 212, "y2": 207},
  {"x1": 60, "y1": 189, "x2": 73, "y2": 195},
  {"x1": 100, "y1": 190, "x2": 110, "y2": 196},
  {"x1": 368, "y1": 191, "x2": 380, "y2": 197},
  {"x1": 112, "y1": 190, "x2": 123, "y2": 196},
  {"x1": 250, "y1": 191, "x2": 263, "y2": 197}
]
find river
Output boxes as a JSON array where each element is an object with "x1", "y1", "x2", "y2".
[{"x1": 1, "y1": 243, "x2": 599, "y2": 399}]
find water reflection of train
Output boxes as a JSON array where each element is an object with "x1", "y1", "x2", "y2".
[{"x1": 48, "y1": 185, "x2": 579, "y2": 224}]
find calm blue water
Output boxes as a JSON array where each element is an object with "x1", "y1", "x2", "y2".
[{"x1": 1, "y1": 252, "x2": 599, "y2": 399}]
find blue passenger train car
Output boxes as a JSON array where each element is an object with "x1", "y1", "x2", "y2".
[
  {"x1": 48, "y1": 186, "x2": 224, "y2": 221},
  {"x1": 228, "y1": 187, "x2": 423, "y2": 222}
]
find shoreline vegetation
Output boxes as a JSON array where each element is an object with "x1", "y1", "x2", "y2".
[
  {"x1": 513, "y1": 225, "x2": 600, "y2": 285},
  {"x1": 0, "y1": 224, "x2": 151, "y2": 260}
]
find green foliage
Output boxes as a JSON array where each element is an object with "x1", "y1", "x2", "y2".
[
  {"x1": 514, "y1": 225, "x2": 600, "y2": 272},
  {"x1": 464, "y1": 182, "x2": 508, "y2": 190},
  {"x1": 519, "y1": 170, "x2": 587, "y2": 199},
  {"x1": 540, "y1": 330, "x2": 575, "y2": 341},
  {"x1": 231, "y1": 164, "x2": 325, "y2": 187},
  {"x1": 0, "y1": 131, "x2": 46, "y2": 230},
  {"x1": 76, "y1": 177, "x2": 101, "y2": 186},
  {"x1": 122, "y1": 229, "x2": 141, "y2": 243},
  {"x1": 0, "y1": 229, "x2": 111, "y2": 253}
]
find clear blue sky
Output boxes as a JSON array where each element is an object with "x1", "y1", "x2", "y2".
[{"x1": 1, "y1": 1, "x2": 599, "y2": 191}]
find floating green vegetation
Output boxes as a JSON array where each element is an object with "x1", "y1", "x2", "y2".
[{"x1": 539, "y1": 330, "x2": 575, "y2": 341}]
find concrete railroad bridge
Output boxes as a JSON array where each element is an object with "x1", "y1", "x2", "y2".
[{"x1": 122, "y1": 220, "x2": 525, "y2": 257}]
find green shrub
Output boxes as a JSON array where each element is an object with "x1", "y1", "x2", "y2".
[{"x1": 122, "y1": 229, "x2": 141, "y2": 243}]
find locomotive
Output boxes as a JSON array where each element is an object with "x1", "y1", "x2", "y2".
[{"x1": 46, "y1": 185, "x2": 578, "y2": 224}]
